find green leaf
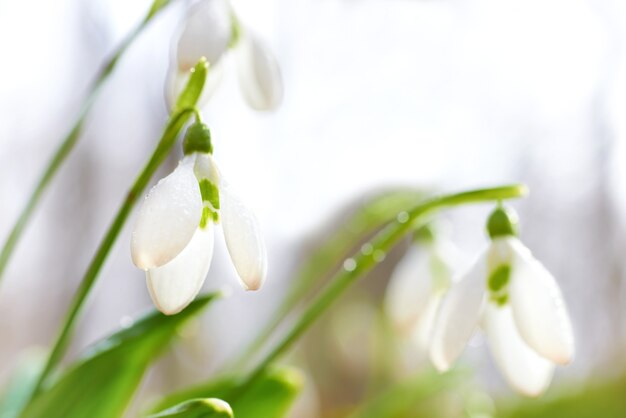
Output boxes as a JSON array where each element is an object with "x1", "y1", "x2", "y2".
[
  {"x1": 145, "y1": 0, "x2": 172, "y2": 21},
  {"x1": 174, "y1": 58, "x2": 209, "y2": 113},
  {"x1": 498, "y1": 374, "x2": 626, "y2": 418},
  {"x1": 148, "y1": 398, "x2": 233, "y2": 418},
  {"x1": 20, "y1": 293, "x2": 221, "y2": 418},
  {"x1": 348, "y1": 369, "x2": 464, "y2": 418},
  {"x1": 0, "y1": 350, "x2": 46, "y2": 418},
  {"x1": 149, "y1": 367, "x2": 304, "y2": 418}
]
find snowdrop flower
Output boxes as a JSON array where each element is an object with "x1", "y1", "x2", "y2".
[
  {"x1": 430, "y1": 206, "x2": 574, "y2": 396},
  {"x1": 384, "y1": 226, "x2": 464, "y2": 349},
  {"x1": 166, "y1": 0, "x2": 283, "y2": 111},
  {"x1": 131, "y1": 122, "x2": 267, "y2": 315}
]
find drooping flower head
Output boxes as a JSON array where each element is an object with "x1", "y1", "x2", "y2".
[
  {"x1": 166, "y1": 0, "x2": 283, "y2": 111},
  {"x1": 131, "y1": 121, "x2": 267, "y2": 315},
  {"x1": 430, "y1": 205, "x2": 575, "y2": 396},
  {"x1": 385, "y1": 225, "x2": 464, "y2": 349}
]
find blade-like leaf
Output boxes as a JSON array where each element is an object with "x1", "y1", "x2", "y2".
[
  {"x1": 149, "y1": 367, "x2": 303, "y2": 418},
  {"x1": 0, "y1": 350, "x2": 46, "y2": 418},
  {"x1": 148, "y1": 398, "x2": 233, "y2": 418},
  {"x1": 20, "y1": 293, "x2": 221, "y2": 418}
]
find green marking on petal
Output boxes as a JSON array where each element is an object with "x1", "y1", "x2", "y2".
[
  {"x1": 199, "y1": 179, "x2": 220, "y2": 209},
  {"x1": 199, "y1": 207, "x2": 211, "y2": 229},
  {"x1": 491, "y1": 293, "x2": 509, "y2": 307},
  {"x1": 199, "y1": 205, "x2": 219, "y2": 229},
  {"x1": 229, "y1": 12, "x2": 242, "y2": 48},
  {"x1": 430, "y1": 252, "x2": 451, "y2": 293},
  {"x1": 488, "y1": 264, "x2": 511, "y2": 307},
  {"x1": 488, "y1": 264, "x2": 510, "y2": 292}
]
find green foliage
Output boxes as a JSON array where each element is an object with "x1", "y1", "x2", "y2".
[
  {"x1": 19, "y1": 293, "x2": 221, "y2": 418},
  {"x1": 498, "y1": 374, "x2": 626, "y2": 418},
  {"x1": 149, "y1": 367, "x2": 304, "y2": 418},
  {"x1": 348, "y1": 369, "x2": 463, "y2": 418},
  {"x1": 148, "y1": 398, "x2": 233, "y2": 418},
  {"x1": 145, "y1": 0, "x2": 172, "y2": 21},
  {"x1": 0, "y1": 351, "x2": 45, "y2": 418}
]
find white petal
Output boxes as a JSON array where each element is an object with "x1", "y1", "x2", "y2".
[
  {"x1": 430, "y1": 253, "x2": 486, "y2": 371},
  {"x1": 236, "y1": 35, "x2": 283, "y2": 111},
  {"x1": 411, "y1": 293, "x2": 444, "y2": 349},
  {"x1": 165, "y1": 62, "x2": 225, "y2": 110},
  {"x1": 131, "y1": 156, "x2": 202, "y2": 269},
  {"x1": 146, "y1": 225, "x2": 214, "y2": 315},
  {"x1": 384, "y1": 246, "x2": 436, "y2": 335},
  {"x1": 175, "y1": 0, "x2": 231, "y2": 71},
  {"x1": 220, "y1": 185, "x2": 267, "y2": 290},
  {"x1": 193, "y1": 153, "x2": 221, "y2": 185},
  {"x1": 486, "y1": 237, "x2": 515, "y2": 268},
  {"x1": 508, "y1": 238, "x2": 575, "y2": 365},
  {"x1": 483, "y1": 303, "x2": 555, "y2": 397}
]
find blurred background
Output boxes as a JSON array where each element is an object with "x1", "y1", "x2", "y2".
[{"x1": 2, "y1": 0, "x2": 626, "y2": 416}]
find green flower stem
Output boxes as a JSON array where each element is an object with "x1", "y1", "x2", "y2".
[
  {"x1": 29, "y1": 57, "x2": 209, "y2": 399},
  {"x1": 0, "y1": 0, "x2": 175, "y2": 285},
  {"x1": 236, "y1": 184, "x2": 527, "y2": 393},
  {"x1": 29, "y1": 108, "x2": 193, "y2": 398}
]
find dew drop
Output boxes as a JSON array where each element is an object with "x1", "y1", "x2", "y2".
[
  {"x1": 343, "y1": 258, "x2": 357, "y2": 272},
  {"x1": 373, "y1": 250, "x2": 386, "y2": 263},
  {"x1": 396, "y1": 211, "x2": 409, "y2": 223},
  {"x1": 120, "y1": 316, "x2": 134, "y2": 329},
  {"x1": 361, "y1": 243, "x2": 373, "y2": 255}
]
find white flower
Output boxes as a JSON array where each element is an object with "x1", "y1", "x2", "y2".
[
  {"x1": 235, "y1": 35, "x2": 283, "y2": 111},
  {"x1": 385, "y1": 238, "x2": 463, "y2": 349},
  {"x1": 429, "y1": 235, "x2": 575, "y2": 396},
  {"x1": 166, "y1": 0, "x2": 232, "y2": 108},
  {"x1": 131, "y1": 151, "x2": 267, "y2": 315},
  {"x1": 166, "y1": 0, "x2": 283, "y2": 111}
]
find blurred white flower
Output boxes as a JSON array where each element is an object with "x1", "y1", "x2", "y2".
[
  {"x1": 235, "y1": 34, "x2": 283, "y2": 111},
  {"x1": 430, "y1": 208, "x2": 574, "y2": 397},
  {"x1": 131, "y1": 144, "x2": 267, "y2": 315},
  {"x1": 166, "y1": 0, "x2": 283, "y2": 111},
  {"x1": 384, "y1": 230, "x2": 464, "y2": 349}
]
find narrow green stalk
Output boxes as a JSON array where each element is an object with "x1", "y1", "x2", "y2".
[
  {"x1": 28, "y1": 58, "x2": 209, "y2": 399},
  {"x1": 236, "y1": 184, "x2": 527, "y2": 393},
  {"x1": 0, "y1": 0, "x2": 175, "y2": 285},
  {"x1": 229, "y1": 190, "x2": 425, "y2": 372}
]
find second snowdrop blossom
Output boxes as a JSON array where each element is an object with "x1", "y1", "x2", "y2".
[
  {"x1": 385, "y1": 226, "x2": 463, "y2": 349},
  {"x1": 131, "y1": 121, "x2": 267, "y2": 315},
  {"x1": 430, "y1": 206, "x2": 575, "y2": 396},
  {"x1": 167, "y1": 0, "x2": 283, "y2": 111}
]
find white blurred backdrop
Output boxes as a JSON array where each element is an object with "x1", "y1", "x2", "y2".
[{"x1": 2, "y1": 0, "x2": 626, "y2": 412}]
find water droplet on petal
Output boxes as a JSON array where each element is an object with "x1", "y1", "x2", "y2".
[{"x1": 343, "y1": 258, "x2": 357, "y2": 272}]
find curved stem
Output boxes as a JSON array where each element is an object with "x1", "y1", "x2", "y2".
[
  {"x1": 0, "y1": 0, "x2": 175, "y2": 285},
  {"x1": 30, "y1": 107, "x2": 195, "y2": 397},
  {"x1": 236, "y1": 184, "x2": 527, "y2": 393}
]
